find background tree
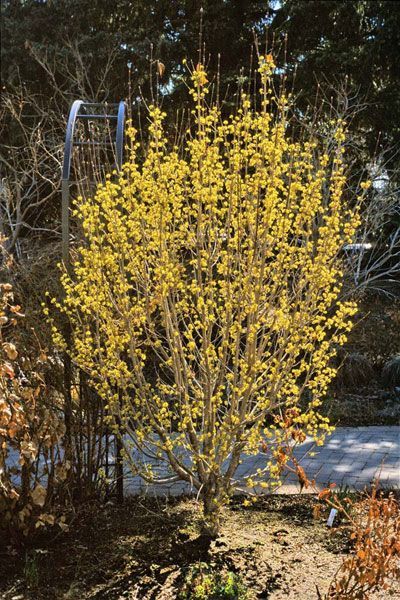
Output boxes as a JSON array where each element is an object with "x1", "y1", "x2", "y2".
[
  {"x1": 275, "y1": 1, "x2": 400, "y2": 169},
  {"x1": 2, "y1": 1, "x2": 399, "y2": 267}
]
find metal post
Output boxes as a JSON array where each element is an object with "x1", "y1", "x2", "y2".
[
  {"x1": 61, "y1": 100, "x2": 83, "y2": 471},
  {"x1": 62, "y1": 100, "x2": 84, "y2": 270},
  {"x1": 116, "y1": 101, "x2": 126, "y2": 171},
  {"x1": 115, "y1": 101, "x2": 126, "y2": 502},
  {"x1": 62, "y1": 99, "x2": 126, "y2": 499},
  {"x1": 116, "y1": 390, "x2": 124, "y2": 503}
]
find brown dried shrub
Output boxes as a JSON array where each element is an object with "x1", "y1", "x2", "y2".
[{"x1": 316, "y1": 484, "x2": 400, "y2": 599}]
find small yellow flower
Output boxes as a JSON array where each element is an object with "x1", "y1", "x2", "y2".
[
  {"x1": 192, "y1": 63, "x2": 208, "y2": 87},
  {"x1": 360, "y1": 180, "x2": 372, "y2": 190}
]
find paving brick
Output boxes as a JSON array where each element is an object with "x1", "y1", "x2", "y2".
[{"x1": 122, "y1": 426, "x2": 400, "y2": 497}]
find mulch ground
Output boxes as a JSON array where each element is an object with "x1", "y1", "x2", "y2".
[{"x1": 1, "y1": 494, "x2": 399, "y2": 599}]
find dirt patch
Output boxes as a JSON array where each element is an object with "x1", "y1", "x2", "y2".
[{"x1": 1, "y1": 494, "x2": 399, "y2": 599}]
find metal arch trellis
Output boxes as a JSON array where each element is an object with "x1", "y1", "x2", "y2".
[
  {"x1": 61, "y1": 100, "x2": 126, "y2": 268},
  {"x1": 61, "y1": 100, "x2": 126, "y2": 501}
]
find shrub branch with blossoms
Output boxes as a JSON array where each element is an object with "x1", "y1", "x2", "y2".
[{"x1": 50, "y1": 56, "x2": 365, "y2": 535}]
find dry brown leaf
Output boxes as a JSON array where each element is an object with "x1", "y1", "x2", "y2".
[
  {"x1": 157, "y1": 61, "x2": 165, "y2": 77},
  {"x1": 3, "y1": 342, "x2": 18, "y2": 360},
  {"x1": 31, "y1": 483, "x2": 47, "y2": 507}
]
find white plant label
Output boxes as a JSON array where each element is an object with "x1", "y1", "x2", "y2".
[{"x1": 327, "y1": 508, "x2": 338, "y2": 527}]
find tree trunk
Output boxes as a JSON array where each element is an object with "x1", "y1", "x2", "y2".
[{"x1": 202, "y1": 488, "x2": 222, "y2": 538}]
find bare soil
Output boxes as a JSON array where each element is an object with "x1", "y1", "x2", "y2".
[{"x1": 1, "y1": 495, "x2": 398, "y2": 599}]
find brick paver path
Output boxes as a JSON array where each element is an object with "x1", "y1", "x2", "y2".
[{"x1": 124, "y1": 426, "x2": 400, "y2": 496}]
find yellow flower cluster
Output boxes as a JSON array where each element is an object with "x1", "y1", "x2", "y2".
[{"x1": 50, "y1": 58, "x2": 361, "y2": 518}]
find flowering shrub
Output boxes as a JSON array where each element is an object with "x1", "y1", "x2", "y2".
[
  {"x1": 51, "y1": 56, "x2": 365, "y2": 534},
  {"x1": 0, "y1": 283, "x2": 67, "y2": 539}
]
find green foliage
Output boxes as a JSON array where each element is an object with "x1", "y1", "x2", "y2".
[
  {"x1": 180, "y1": 563, "x2": 248, "y2": 600},
  {"x1": 276, "y1": 1, "x2": 400, "y2": 171},
  {"x1": 1, "y1": 0, "x2": 269, "y2": 104},
  {"x1": 4, "y1": 0, "x2": 399, "y2": 161}
]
